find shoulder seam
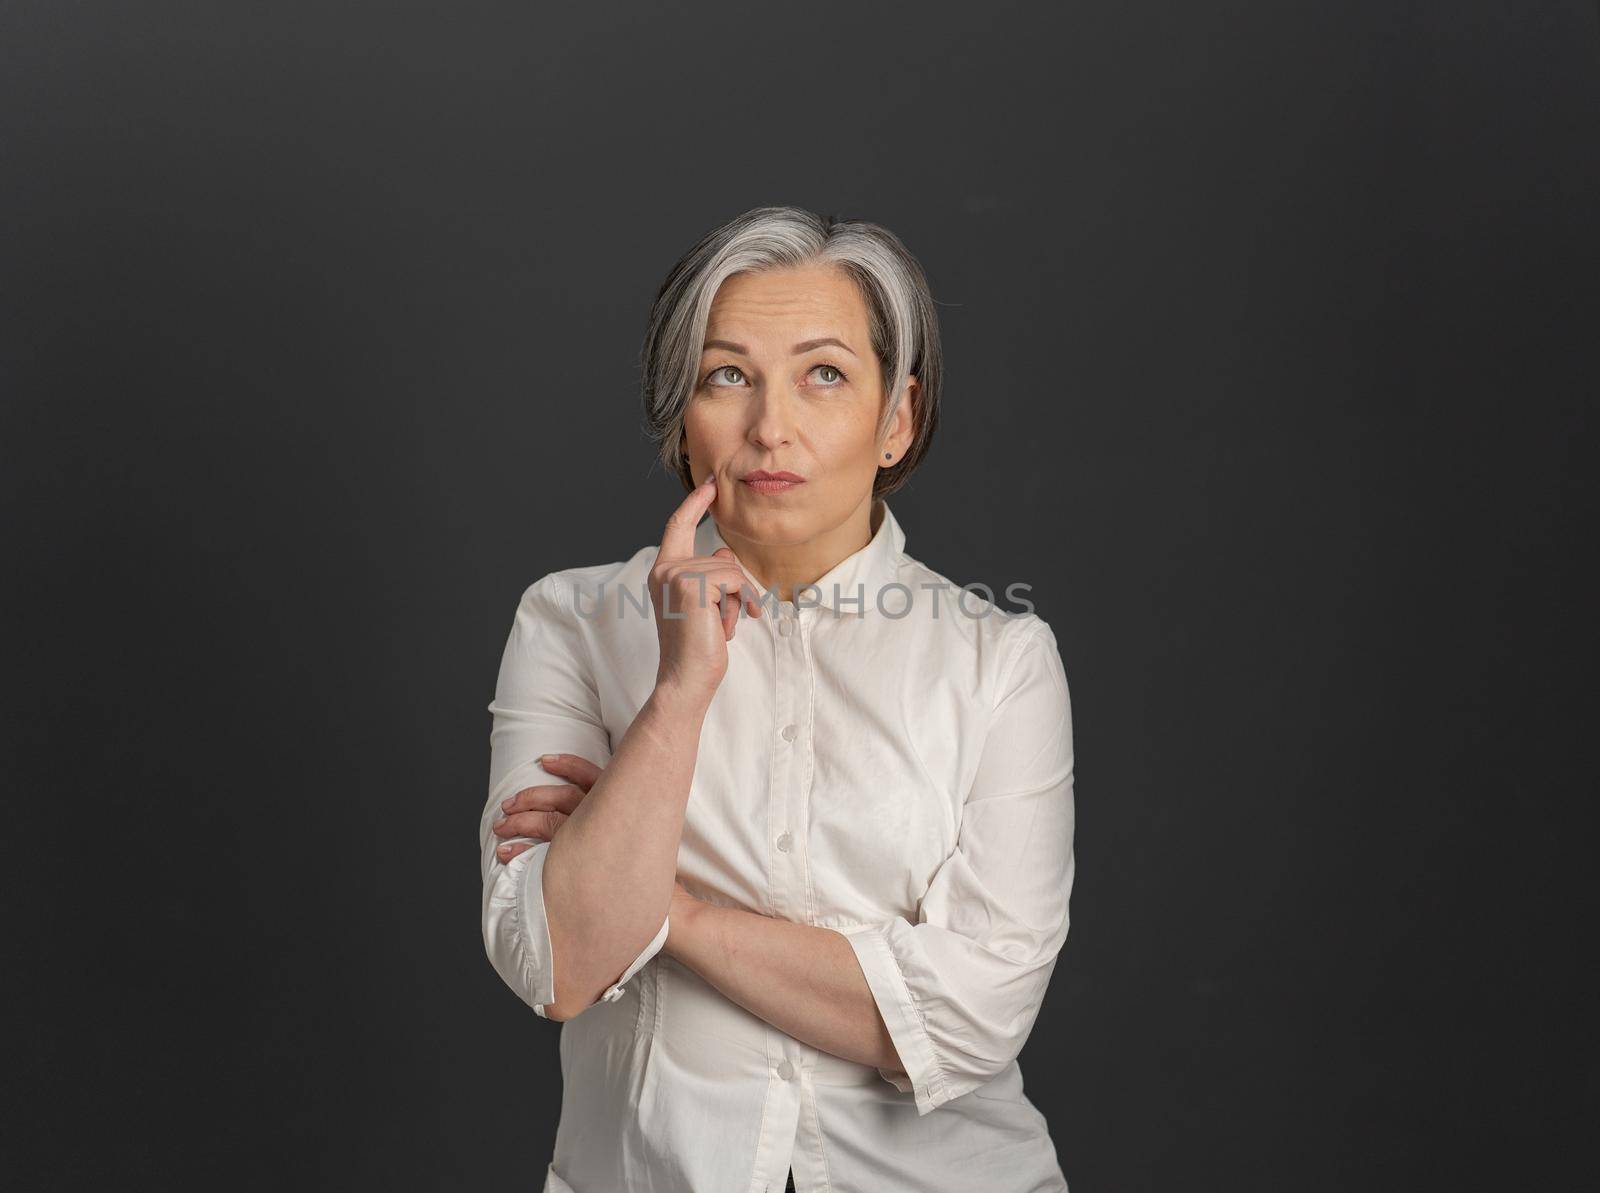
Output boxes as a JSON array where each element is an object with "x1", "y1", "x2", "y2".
[
  {"x1": 993, "y1": 617, "x2": 1049, "y2": 712},
  {"x1": 548, "y1": 571, "x2": 602, "y2": 695},
  {"x1": 544, "y1": 569, "x2": 573, "y2": 613}
]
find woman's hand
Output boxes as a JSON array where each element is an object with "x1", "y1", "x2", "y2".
[
  {"x1": 651, "y1": 475, "x2": 762, "y2": 706},
  {"x1": 492, "y1": 752, "x2": 593, "y2": 863},
  {"x1": 492, "y1": 754, "x2": 701, "y2": 908}
]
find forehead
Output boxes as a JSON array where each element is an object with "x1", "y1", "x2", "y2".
[{"x1": 704, "y1": 265, "x2": 869, "y2": 344}]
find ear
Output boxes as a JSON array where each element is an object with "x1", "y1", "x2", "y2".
[{"x1": 884, "y1": 374, "x2": 919, "y2": 460}]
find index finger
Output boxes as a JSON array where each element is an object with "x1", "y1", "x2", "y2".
[
  {"x1": 539, "y1": 752, "x2": 602, "y2": 792},
  {"x1": 657, "y1": 472, "x2": 718, "y2": 562}
]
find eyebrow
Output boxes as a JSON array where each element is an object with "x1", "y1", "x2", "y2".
[{"x1": 702, "y1": 337, "x2": 858, "y2": 358}]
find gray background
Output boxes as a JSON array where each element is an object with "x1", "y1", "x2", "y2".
[{"x1": 4, "y1": 1, "x2": 1596, "y2": 1188}]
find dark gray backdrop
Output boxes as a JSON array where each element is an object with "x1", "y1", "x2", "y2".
[{"x1": 4, "y1": 2, "x2": 1595, "y2": 1189}]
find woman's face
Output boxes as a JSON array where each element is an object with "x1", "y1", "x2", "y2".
[{"x1": 682, "y1": 263, "x2": 916, "y2": 549}]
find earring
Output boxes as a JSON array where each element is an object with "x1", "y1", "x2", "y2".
[{"x1": 883, "y1": 452, "x2": 892, "y2": 460}]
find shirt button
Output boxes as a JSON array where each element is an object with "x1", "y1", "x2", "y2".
[
  {"x1": 778, "y1": 618, "x2": 794, "y2": 637},
  {"x1": 776, "y1": 831, "x2": 792, "y2": 852},
  {"x1": 780, "y1": 723, "x2": 797, "y2": 742},
  {"x1": 777, "y1": 1059, "x2": 795, "y2": 1081}
]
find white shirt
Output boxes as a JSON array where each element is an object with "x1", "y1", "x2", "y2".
[{"x1": 480, "y1": 499, "x2": 1076, "y2": 1193}]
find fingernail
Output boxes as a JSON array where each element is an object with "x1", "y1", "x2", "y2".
[{"x1": 501, "y1": 797, "x2": 514, "y2": 811}]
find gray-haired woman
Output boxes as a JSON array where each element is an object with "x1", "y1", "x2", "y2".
[{"x1": 482, "y1": 205, "x2": 1076, "y2": 1192}]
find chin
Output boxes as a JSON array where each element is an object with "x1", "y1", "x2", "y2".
[{"x1": 727, "y1": 503, "x2": 815, "y2": 541}]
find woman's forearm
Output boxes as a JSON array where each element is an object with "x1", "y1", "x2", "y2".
[
  {"x1": 664, "y1": 897, "x2": 902, "y2": 1074},
  {"x1": 540, "y1": 682, "x2": 708, "y2": 1018}
]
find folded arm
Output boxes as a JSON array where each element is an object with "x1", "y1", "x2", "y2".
[
  {"x1": 667, "y1": 618, "x2": 1076, "y2": 1114},
  {"x1": 480, "y1": 573, "x2": 710, "y2": 1021},
  {"x1": 846, "y1": 619, "x2": 1076, "y2": 1113},
  {"x1": 663, "y1": 893, "x2": 902, "y2": 1072}
]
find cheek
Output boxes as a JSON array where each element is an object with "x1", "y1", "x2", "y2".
[
  {"x1": 682, "y1": 408, "x2": 731, "y2": 454},
  {"x1": 811, "y1": 415, "x2": 882, "y2": 468}
]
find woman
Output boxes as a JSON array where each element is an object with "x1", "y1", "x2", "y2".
[{"x1": 480, "y1": 206, "x2": 1076, "y2": 1192}]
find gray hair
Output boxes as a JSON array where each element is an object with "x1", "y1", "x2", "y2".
[{"x1": 639, "y1": 205, "x2": 943, "y2": 498}]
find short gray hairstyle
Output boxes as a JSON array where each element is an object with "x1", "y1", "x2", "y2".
[{"x1": 639, "y1": 205, "x2": 943, "y2": 498}]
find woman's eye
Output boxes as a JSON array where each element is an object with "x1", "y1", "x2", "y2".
[{"x1": 704, "y1": 363, "x2": 847, "y2": 388}]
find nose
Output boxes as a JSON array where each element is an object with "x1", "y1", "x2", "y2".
[{"x1": 747, "y1": 382, "x2": 798, "y2": 453}]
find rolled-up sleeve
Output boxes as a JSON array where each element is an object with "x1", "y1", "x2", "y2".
[
  {"x1": 838, "y1": 617, "x2": 1075, "y2": 1114},
  {"x1": 480, "y1": 573, "x2": 669, "y2": 1019}
]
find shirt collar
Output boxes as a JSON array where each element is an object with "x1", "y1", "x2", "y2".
[{"x1": 693, "y1": 498, "x2": 906, "y2": 615}]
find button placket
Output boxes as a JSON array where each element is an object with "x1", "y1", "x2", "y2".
[
  {"x1": 790, "y1": 608, "x2": 818, "y2": 926},
  {"x1": 768, "y1": 601, "x2": 806, "y2": 921}
]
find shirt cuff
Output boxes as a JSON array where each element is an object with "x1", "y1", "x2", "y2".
[
  {"x1": 517, "y1": 845, "x2": 670, "y2": 1018},
  {"x1": 837, "y1": 923, "x2": 949, "y2": 1115},
  {"x1": 507, "y1": 843, "x2": 558, "y2": 1017},
  {"x1": 599, "y1": 915, "x2": 671, "y2": 1004}
]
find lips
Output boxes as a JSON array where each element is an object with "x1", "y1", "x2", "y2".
[{"x1": 741, "y1": 471, "x2": 805, "y2": 494}]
